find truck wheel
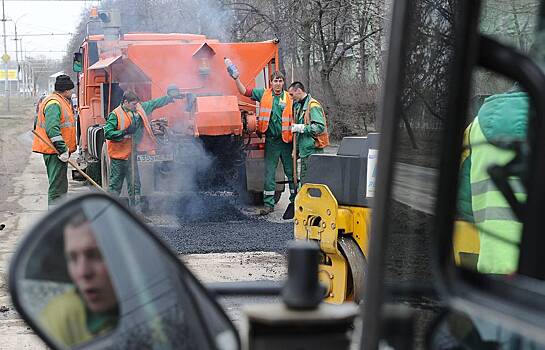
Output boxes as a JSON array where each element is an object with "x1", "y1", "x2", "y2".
[
  {"x1": 100, "y1": 143, "x2": 110, "y2": 191},
  {"x1": 338, "y1": 236, "x2": 367, "y2": 303}
]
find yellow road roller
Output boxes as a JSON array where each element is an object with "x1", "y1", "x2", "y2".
[{"x1": 294, "y1": 134, "x2": 378, "y2": 304}]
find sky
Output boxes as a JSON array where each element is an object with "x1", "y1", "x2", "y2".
[{"x1": 1, "y1": 0, "x2": 100, "y2": 61}]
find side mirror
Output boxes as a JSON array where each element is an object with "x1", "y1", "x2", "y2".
[
  {"x1": 9, "y1": 193, "x2": 239, "y2": 350},
  {"x1": 73, "y1": 53, "x2": 83, "y2": 73}
]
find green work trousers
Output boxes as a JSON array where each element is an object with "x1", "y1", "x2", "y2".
[
  {"x1": 107, "y1": 158, "x2": 141, "y2": 202},
  {"x1": 264, "y1": 137, "x2": 295, "y2": 208},
  {"x1": 43, "y1": 154, "x2": 68, "y2": 208}
]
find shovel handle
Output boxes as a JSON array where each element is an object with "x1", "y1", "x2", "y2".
[
  {"x1": 292, "y1": 133, "x2": 298, "y2": 191},
  {"x1": 31, "y1": 130, "x2": 104, "y2": 191}
]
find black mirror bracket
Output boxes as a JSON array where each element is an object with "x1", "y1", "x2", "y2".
[{"x1": 241, "y1": 241, "x2": 359, "y2": 350}]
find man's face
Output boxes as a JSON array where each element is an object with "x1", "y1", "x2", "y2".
[
  {"x1": 271, "y1": 77, "x2": 284, "y2": 94},
  {"x1": 60, "y1": 90, "x2": 73, "y2": 100},
  {"x1": 288, "y1": 87, "x2": 304, "y2": 102},
  {"x1": 64, "y1": 222, "x2": 117, "y2": 313},
  {"x1": 123, "y1": 99, "x2": 138, "y2": 112}
]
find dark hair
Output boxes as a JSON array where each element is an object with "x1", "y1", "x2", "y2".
[
  {"x1": 122, "y1": 91, "x2": 140, "y2": 103},
  {"x1": 270, "y1": 70, "x2": 285, "y2": 81},
  {"x1": 288, "y1": 81, "x2": 305, "y2": 92},
  {"x1": 65, "y1": 210, "x2": 88, "y2": 231}
]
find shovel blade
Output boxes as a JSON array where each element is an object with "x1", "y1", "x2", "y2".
[{"x1": 283, "y1": 202, "x2": 294, "y2": 220}]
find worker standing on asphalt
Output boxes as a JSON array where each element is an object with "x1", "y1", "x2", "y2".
[
  {"x1": 104, "y1": 87, "x2": 184, "y2": 209},
  {"x1": 288, "y1": 81, "x2": 329, "y2": 182},
  {"x1": 228, "y1": 66, "x2": 295, "y2": 215},
  {"x1": 457, "y1": 89, "x2": 527, "y2": 274},
  {"x1": 32, "y1": 75, "x2": 76, "y2": 208}
]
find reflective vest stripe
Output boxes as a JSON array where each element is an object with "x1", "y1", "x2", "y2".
[
  {"x1": 263, "y1": 190, "x2": 275, "y2": 196},
  {"x1": 60, "y1": 121, "x2": 76, "y2": 128},
  {"x1": 471, "y1": 178, "x2": 525, "y2": 197},
  {"x1": 50, "y1": 135, "x2": 64, "y2": 143},
  {"x1": 473, "y1": 207, "x2": 517, "y2": 223},
  {"x1": 259, "y1": 107, "x2": 272, "y2": 114}
]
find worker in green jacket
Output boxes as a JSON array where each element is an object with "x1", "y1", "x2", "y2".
[
  {"x1": 457, "y1": 90, "x2": 528, "y2": 274},
  {"x1": 31, "y1": 75, "x2": 77, "y2": 208},
  {"x1": 288, "y1": 81, "x2": 329, "y2": 182},
  {"x1": 104, "y1": 87, "x2": 184, "y2": 208},
  {"x1": 229, "y1": 68, "x2": 296, "y2": 215}
]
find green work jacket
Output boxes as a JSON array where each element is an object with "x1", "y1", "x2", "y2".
[{"x1": 293, "y1": 94, "x2": 326, "y2": 158}]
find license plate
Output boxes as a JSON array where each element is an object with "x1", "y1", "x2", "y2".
[{"x1": 137, "y1": 153, "x2": 174, "y2": 162}]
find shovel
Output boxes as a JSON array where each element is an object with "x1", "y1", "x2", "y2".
[
  {"x1": 32, "y1": 130, "x2": 104, "y2": 191},
  {"x1": 283, "y1": 133, "x2": 297, "y2": 220}
]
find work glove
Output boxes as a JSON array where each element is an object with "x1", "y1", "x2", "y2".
[
  {"x1": 58, "y1": 151, "x2": 69, "y2": 162},
  {"x1": 291, "y1": 124, "x2": 305, "y2": 133},
  {"x1": 167, "y1": 84, "x2": 185, "y2": 99},
  {"x1": 123, "y1": 123, "x2": 138, "y2": 136}
]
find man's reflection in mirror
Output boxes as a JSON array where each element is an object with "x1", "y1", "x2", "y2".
[
  {"x1": 40, "y1": 211, "x2": 119, "y2": 348},
  {"x1": 455, "y1": 81, "x2": 527, "y2": 275}
]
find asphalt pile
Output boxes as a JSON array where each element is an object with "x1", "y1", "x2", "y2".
[{"x1": 149, "y1": 193, "x2": 293, "y2": 255}]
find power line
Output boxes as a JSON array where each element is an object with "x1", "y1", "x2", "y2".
[
  {"x1": 6, "y1": 33, "x2": 74, "y2": 37},
  {"x1": 5, "y1": 50, "x2": 68, "y2": 53}
]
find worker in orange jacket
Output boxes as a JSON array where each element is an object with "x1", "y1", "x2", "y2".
[
  {"x1": 228, "y1": 68, "x2": 295, "y2": 215},
  {"x1": 104, "y1": 87, "x2": 184, "y2": 208},
  {"x1": 32, "y1": 75, "x2": 76, "y2": 208}
]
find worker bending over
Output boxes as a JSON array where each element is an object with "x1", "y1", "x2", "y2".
[{"x1": 104, "y1": 87, "x2": 184, "y2": 209}]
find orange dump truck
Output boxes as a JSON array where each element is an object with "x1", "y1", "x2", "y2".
[{"x1": 71, "y1": 31, "x2": 286, "y2": 205}]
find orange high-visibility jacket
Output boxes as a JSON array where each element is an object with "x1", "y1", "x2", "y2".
[
  {"x1": 107, "y1": 104, "x2": 157, "y2": 160},
  {"x1": 257, "y1": 89, "x2": 293, "y2": 143},
  {"x1": 32, "y1": 93, "x2": 76, "y2": 154}
]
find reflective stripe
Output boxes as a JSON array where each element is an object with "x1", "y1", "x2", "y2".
[
  {"x1": 473, "y1": 207, "x2": 516, "y2": 223},
  {"x1": 282, "y1": 126, "x2": 291, "y2": 131},
  {"x1": 60, "y1": 121, "x2": 76, "y2": 128},
  {"x1": 263, "y1": 191, "x2": 275, "y2": 196},
  {"x1": 282, "y1": 117, "x2": 291, "y2": 122},
  {"x1": 119, "y1": 112, "x2": 126, "y2": 130},
  {"x1": 260, "y1": 107, "x2": 272, "y2": 114},
  {"x1": 471, "y1": 178, "x2": 525, "y2": 196},
  {"x1": 258, "y1": 117, "x2": 270, "y2": 121},
  {"x1": 50, "y1": 135, "x2": 64, "y2": 142}
]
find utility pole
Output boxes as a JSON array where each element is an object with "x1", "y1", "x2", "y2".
[
  {"x1": 13, "y1": 22, "x2": 18, "y2": 96},
  {"x1": 1, "y1": 0, "x2": 9, "y2": 111}
]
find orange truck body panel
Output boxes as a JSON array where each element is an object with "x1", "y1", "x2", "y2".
[{"x1": 78, "y1": 33, "x2": 279, "y2": 152}]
